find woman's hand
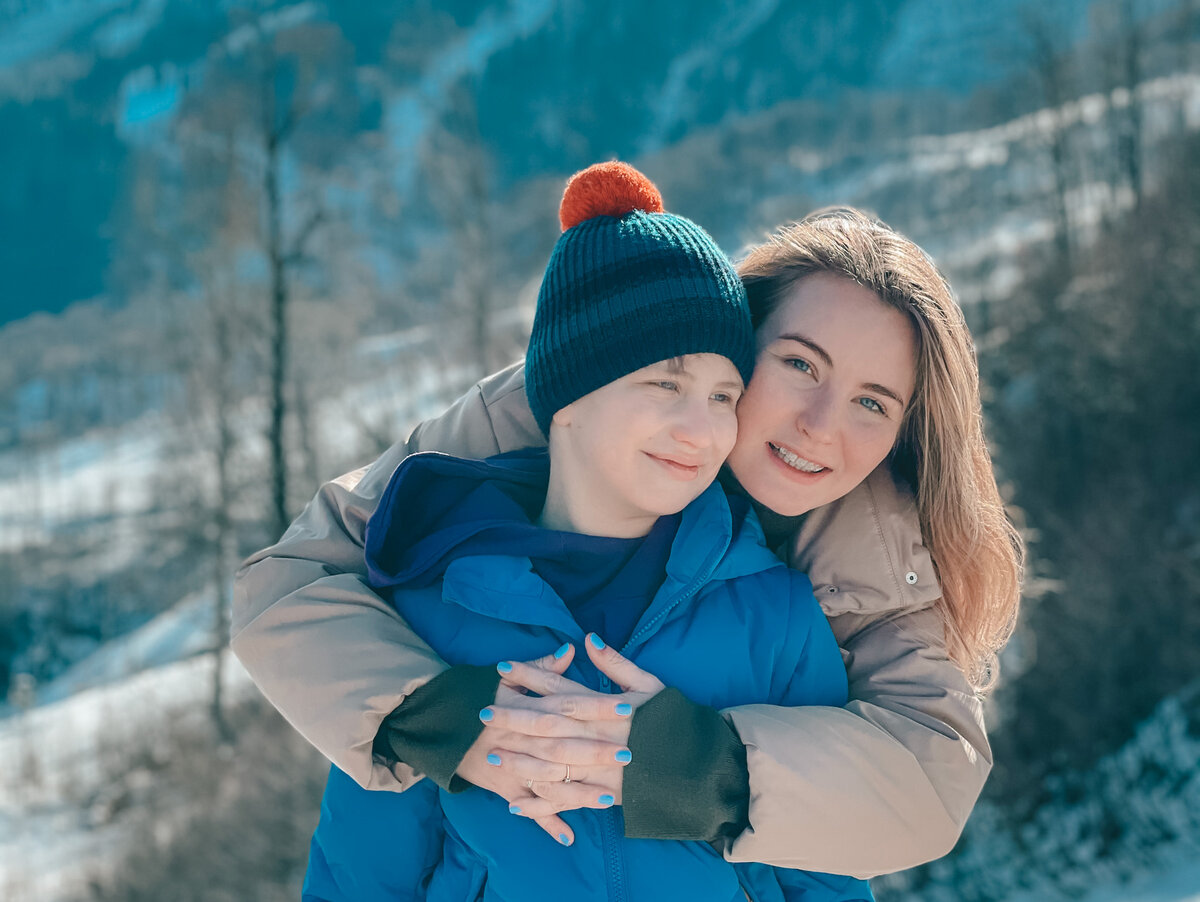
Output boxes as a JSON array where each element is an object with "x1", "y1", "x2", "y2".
[{"x1": 456, "y1": 634, "x2": 665, "y2": 845}]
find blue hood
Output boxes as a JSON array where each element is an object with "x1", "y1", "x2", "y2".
[{"x1": 364, "y1": 449, "x2": 784, "y2": 618}]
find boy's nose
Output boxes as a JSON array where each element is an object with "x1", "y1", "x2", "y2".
[{"x1": 671, "y1": 400, "x2": 715, "y2": 448}]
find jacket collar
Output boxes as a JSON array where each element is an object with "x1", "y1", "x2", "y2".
[
  {"x1": 439, "y1": 479, "x2": 783, "y2": 649},
  {"x1": 788, "y1": 463, "x2": 942, "y2": 616}
]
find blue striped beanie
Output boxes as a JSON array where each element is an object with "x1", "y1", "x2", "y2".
[{"x1": 524, "y1": 161, "x2": 754, "y2": 435}]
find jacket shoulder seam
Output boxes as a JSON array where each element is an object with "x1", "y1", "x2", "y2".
[{"x1": 865, "y1": 475, "x2": 905, "y2": 605}]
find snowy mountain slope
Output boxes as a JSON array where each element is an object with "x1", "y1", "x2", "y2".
[
  {"x1": 10, "y1": 0, "x2": 1187, "y2": 325},
  {"x1": 878, "y1": 683, "x2": 1200, "y2": 902},
  {"x1": 4, "y1": 604, "x2": 1198, "y2": 901},
  {"x1": 0, "y1": 643, "x2": 255, "y2": 900},
  {"x1": 1075, "y1": 864, "x2": 1200, "y2": 902}
]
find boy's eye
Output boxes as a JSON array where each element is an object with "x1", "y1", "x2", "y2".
[
  {"x1": 711, "y1": 392, "x2": 738, "y2": 404},
  {"x1": 651, "y1": 380, "x2": 679, "y2": 392}
]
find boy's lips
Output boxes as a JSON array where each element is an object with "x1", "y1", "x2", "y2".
[{"x1": 644, "y1": 452, "x2": 705, "y2": 479}]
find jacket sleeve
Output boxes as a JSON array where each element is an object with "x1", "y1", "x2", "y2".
[
  {"x1": 230, "y1": 363, "x2": 540, "y2": 792},
  {"x1": 722, "y1": 605, "x2": 990, "y2": 877},
  {"x1": 719, "y1": 466, "x2": 992, "y2": 877},
  {"x1": 233, "y1": 361, "x2": 992, "y2": 876}
]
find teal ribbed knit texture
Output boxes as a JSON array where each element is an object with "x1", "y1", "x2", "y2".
[{"x1": 525, "y1": 210, "x2": 754, "y2": 435}]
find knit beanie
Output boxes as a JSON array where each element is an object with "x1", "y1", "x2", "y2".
[{"x1": 524, "y1": 161, "x2": 754, "y2": 436}]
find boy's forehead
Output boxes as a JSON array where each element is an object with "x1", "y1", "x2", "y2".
[
  {"x1": 642, "y1": 355, "x2": 739, "y2": 379},
  {"x1": 658, "y1": 356, "x2": 687, "y2": 373}
]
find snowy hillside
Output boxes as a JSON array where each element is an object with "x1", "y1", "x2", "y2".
[
  {"x1": 0, "y1": 615, "x2": 255, "y2": 900},
  {"x1": 3, "y1": 607, "x2": 1198, "y2": 900},
  {"x1": 877, "y1": 683, "x2": 1200, "y2": 902}
]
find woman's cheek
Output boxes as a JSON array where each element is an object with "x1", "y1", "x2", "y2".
[{"x1": 853, "y1": 422, "x2": 901, "y2": 474}]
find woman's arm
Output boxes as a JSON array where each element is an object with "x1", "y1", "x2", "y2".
[
  {"x1": 717, "y1": 462, "x2": 992, "y2": 877},
  {"x1": 419, "y1": 366, "x2": 993, "y2": 876},
  {"x1": 233, "y1": 361, "x2": 991, "y2": 876},
  {"x1": 722, "y1": 605, "x2": 990, "y2": 877},
  {"x1": 230, "y1": 364, "x2": 541, "y2": 791}
]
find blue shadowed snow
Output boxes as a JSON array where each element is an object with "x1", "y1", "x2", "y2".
[
  {"x1": 92, "y1": 0, "x2": 168, "y2": 57},
  {"x1": 0, "y1": 0, "x2": 123, "y2": 71},
  {"x1": 121, "y1": 80, "x2": 176, "y2": 123},
  {"x1": 1073, "y1": 861, "x2": 1200, "y2": 902},
  {"x1": 31, "y1": 590, "x2": 217, "y2": 707}
]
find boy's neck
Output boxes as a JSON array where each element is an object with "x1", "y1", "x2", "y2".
[
  {"x1": 540, "y1": 486, "x2": 657, "y2": 534},
  {"x1": 539, "y1": 460, "x2": 657, "y2": 539}
]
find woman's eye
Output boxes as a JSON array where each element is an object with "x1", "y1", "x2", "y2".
[
  {"x1": 785, "y1": 357, "x2": 813, "y2": 375},
  {"x1": 858, "y1": 397, "x2": 886, "y2": 415}
]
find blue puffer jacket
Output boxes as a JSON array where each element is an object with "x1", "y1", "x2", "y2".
[{"x1": 303, "y1": 452, "x2": 872, "y2": 902}]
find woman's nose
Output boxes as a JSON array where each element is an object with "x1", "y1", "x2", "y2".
[{"x1": 797, "y1": 389, "x2": 837, "y2": 444}]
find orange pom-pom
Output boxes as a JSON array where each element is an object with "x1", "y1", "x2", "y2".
[{"x1": 559, "y1": 161, "x2": 664, "y2": 231}]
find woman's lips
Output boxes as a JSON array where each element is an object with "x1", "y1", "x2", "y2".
[{"x1": 767, "y1": 442, "x2": 830, "y2": 479}]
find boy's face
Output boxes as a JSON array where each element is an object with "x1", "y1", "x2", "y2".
[{"x1": 548, "y1": 353, "x2": 743, "y2": 537}]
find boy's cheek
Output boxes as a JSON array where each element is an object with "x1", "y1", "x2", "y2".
[{"x1": 716, "y1": 420, "x2": 740, "y2": 461}]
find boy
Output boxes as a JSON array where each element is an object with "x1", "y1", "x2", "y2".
[{"x1": 302, "y1": 163, "x2": 870, "y2": 902}]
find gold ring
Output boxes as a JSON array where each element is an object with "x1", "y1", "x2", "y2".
[
  {"x1": 525, "y1": 779, "x2": 534, "y2": 789},
  {"x1": 562, "y1": 765, "x2": 572, "y2": 783}
]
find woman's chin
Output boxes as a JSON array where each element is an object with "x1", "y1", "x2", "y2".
[{"x1": 732, "y1": 468, "x2": 821, "y2": 518}]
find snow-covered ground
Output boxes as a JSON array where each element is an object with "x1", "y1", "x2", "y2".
[
  {"x1": 1077, "y1": 864, "x2": 1200, "y2": 902},
  {"x1": 3, "y1": 594, "x2": 1199, "y2": 901},
  {"x1": 0, "y1": 594, "x2": 256, "y2": 901},
  {"x1": 1002, "y1": 863, "x2": 1200, "y2": 902}
]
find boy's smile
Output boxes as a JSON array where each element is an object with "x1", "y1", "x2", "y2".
[{"x1": 539, "y1": 354, "x2": 744, "y2": 538}]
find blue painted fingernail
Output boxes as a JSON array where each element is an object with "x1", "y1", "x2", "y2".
[
  {"x1": 598, "y1": 794, "x2": 615, "y2": 807},
  {"x1": 479, "y1": 708, "x2": 494, "y2": 722},
  {"x1": 615, "y1": 703, "x2": 633, "y2": 716},
  {"x1": 554, "y1": 642, "x2": 570, "y2": 659},
  {"x1": 509, "y1": 804, "x2": 522, "y2": 815},
  {"x1": 558, "y1": 833, "x2": 571, "y2": 846},
  {"x1": 497, "y1": 661, "x2": 513, "y2": 674},
  {"x1": 487, "y1": 753, "x2": 502, "y2": 766},
  {"x1": 588, "y1": 633, "x2": 605, "y2": 650},
  {"x1": 615, "y1": 749, "x2": 632, "y2": 763}
]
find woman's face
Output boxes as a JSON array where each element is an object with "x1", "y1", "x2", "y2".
[{"x1": 726, "y1": 272, "x2": 918, "y2": 516}]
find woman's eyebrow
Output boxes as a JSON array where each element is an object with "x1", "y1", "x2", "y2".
[
  {"x1": 865, "y1": 382, "x2": 908, "y2": 408},
  {"x1": 778, "y1": 333, "x2": 908, "y2": 407},
  {"x1": 776, "y1": 333, "x2": 832, "y2": 367}
]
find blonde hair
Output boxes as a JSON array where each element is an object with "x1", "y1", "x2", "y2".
[{"x1": 738, "y1": 208, "x2": 1023, "y2": 691}]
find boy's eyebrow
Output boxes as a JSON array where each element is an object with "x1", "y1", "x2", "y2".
[{"x1": 776, "y1": 332, "x2": 909, "y2": 407}]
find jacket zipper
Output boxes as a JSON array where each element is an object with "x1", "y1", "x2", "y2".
[
  {"x1": 602, "y1": 806, "x2": 629, "y2": 902},
  {"x1": 621, "y1": 547, "x2": 719, "y2": 655},
  {"x1": 604, "y1": 548, "x2": 720, "y2": 901}
]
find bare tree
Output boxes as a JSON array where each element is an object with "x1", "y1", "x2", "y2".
[
  {"x1": 150, "y1": 118, "x2": 262, "y2": 741},
  {"x1": 250, "y1": 30, "x2": 331, "y2": 538},
  {"x1": 1019, "y1": 5, "x2": 1077, "y2": 265},
  {"x1": 183, "y1": 13, "x2": 350, "y2": 539},
  {"x1": 423, "y1": 85, "x2": 509, "y2": 385},
  {"x1": 1097, "y1": 0, "x2": 1146, "y2": 208}
]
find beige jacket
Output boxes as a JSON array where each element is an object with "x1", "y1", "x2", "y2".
[{"x1": 231, "y1": 363, "x2": 990, "y2": 879}]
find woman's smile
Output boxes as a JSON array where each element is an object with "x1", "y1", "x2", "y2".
[
  {"x1": 767, "y1": 441, "x2": 829, "y2": 475},
  {"x1": 726, "y1": 272, "x2": 917, "y2": 517}
]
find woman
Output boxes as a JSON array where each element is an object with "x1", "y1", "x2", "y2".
[{"x1": 231, "y1": 205, "x2": 1022, "y2": 878}]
